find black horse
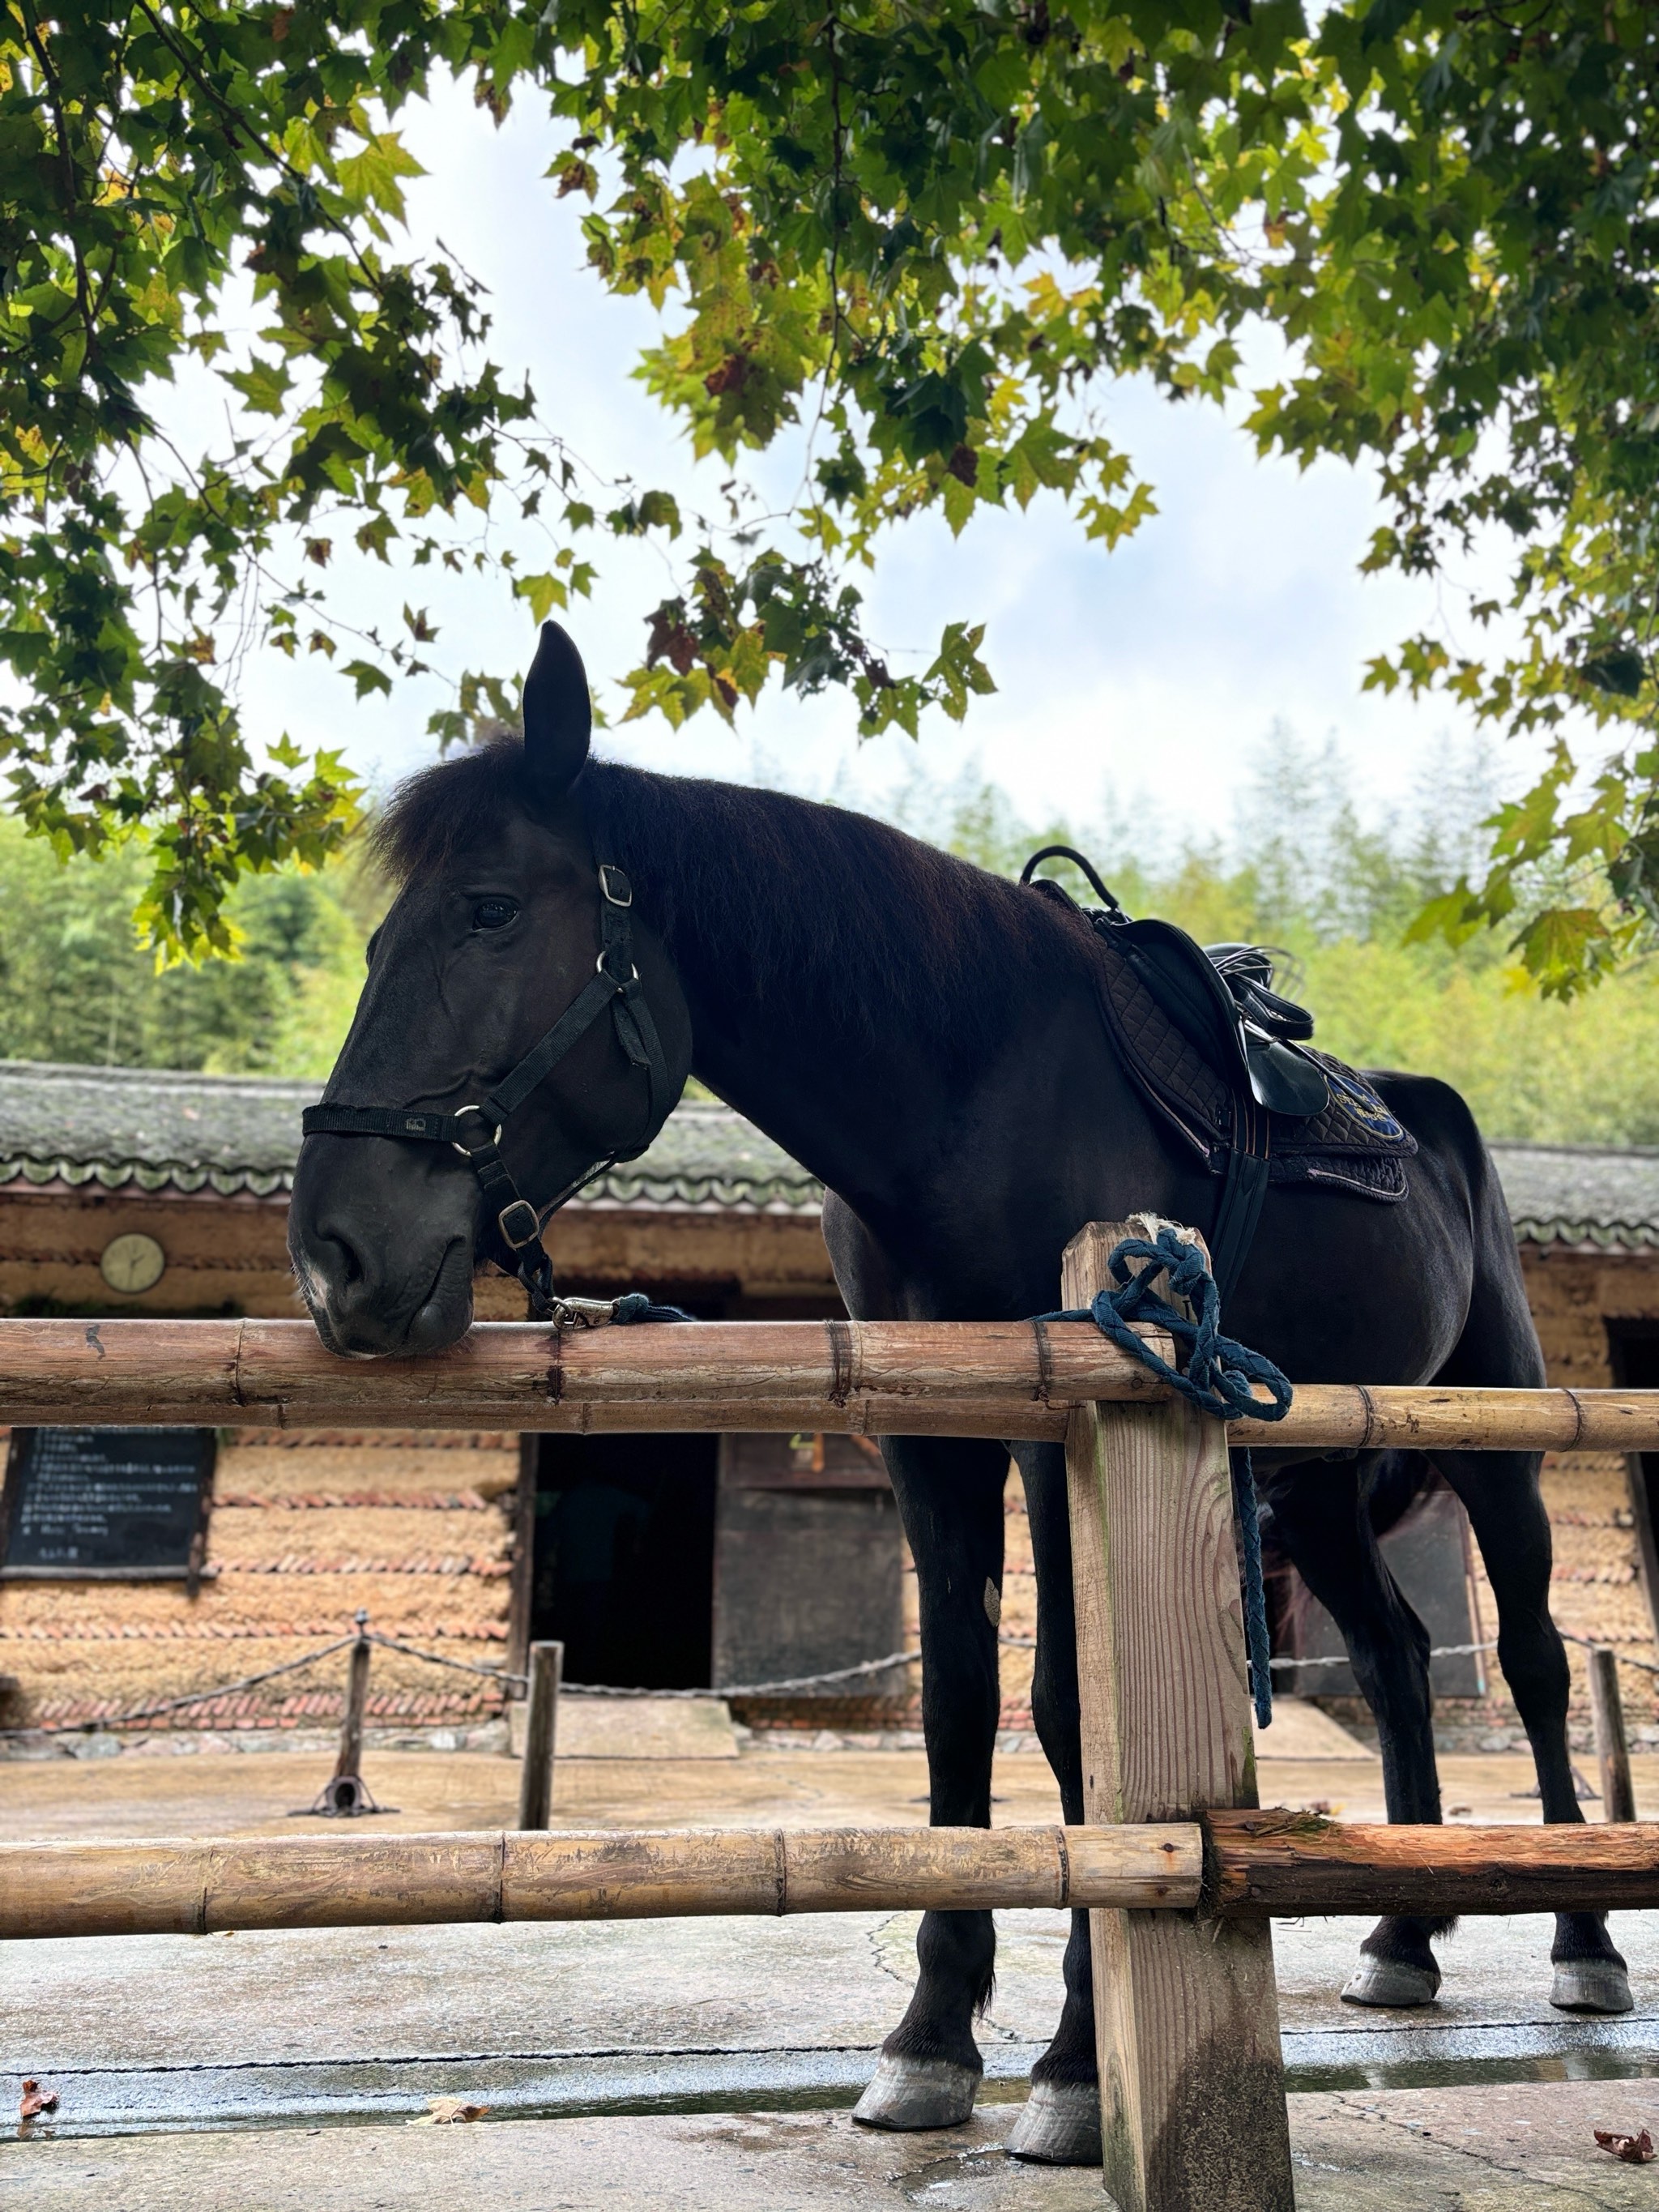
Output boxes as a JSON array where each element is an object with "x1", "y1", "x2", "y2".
[{"x1": 289, "y1": 623, "x2": 1627, "y2": 2167}]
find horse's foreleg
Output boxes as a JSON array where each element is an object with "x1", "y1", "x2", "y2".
[
  {"x1": 853, "y1": 1434, "x2": 1008, "y2": 2132},
  {"x1": 1269, "y1": 1456, "x2": 1451, "y2": 2007},
  {"x1": 1435, "y1": 1445, "x2": 1631, "y2": 2014},
  {"x1": 1000, "y1": 1438, "x2": 1102, "y2": 2166}
]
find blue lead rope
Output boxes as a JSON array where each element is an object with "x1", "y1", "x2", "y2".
[
  {"x1": 612, "y1": 1292, "x2": 695, "y2": 1324},
  {"x1": 1037, "y1": 1228, "x2": 1293, "y2": 1728}
]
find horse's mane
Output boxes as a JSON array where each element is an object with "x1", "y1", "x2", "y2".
[{"x1": 375, "y1": 742, "x2": 1089, "y2": 1063}]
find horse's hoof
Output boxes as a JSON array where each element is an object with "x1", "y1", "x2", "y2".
[
  {"x1": 851, "y1": 2054, "x2": 979, "y2": 2131},
  {"x1": 1005, "y1": 2078, "x2": 1102, "y2": 2165},
  {"x1": 1340, "y1": 1955, "x2": 1441, "y2": 2008},
  {"x1": 1551, "y1": 1961, "x2": 1634, "y2": 2014}
]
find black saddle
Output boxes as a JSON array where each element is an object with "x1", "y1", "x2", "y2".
[
  {"x1": 1020, "y1": 846, "x2": 1414, "y2": 1300},
  {"x1": 1019, "y1": 847, "x2": 1330, "y2": 1121}
]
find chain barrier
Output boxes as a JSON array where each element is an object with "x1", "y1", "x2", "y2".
[
  {"x1": 0, "y1": 1635, "x2": 360, "y2": 1741},
  {"x1": 11, "y1": 1615, "x2": 1652, "y2": 1744},
  {"x1": 0, "y1": 1622, "x2": 932, "y2": 1740},
  {"x1": 1268, "y1": 1641, "x2": 1497, "y2": 1670}
]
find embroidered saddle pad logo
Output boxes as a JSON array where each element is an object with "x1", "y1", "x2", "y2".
[{"x1": 1092, "y1": 939, "x2": 1417, "y2": 1202}]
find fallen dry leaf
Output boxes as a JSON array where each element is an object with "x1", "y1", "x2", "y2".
[
  {"x1": 410, "y1": 2097, "x2": 490, "y2": 2126},
  {"x1": 19, "y1": 2080, "x2": 58, "y2": 2120},
  {"x1": 1446, "y1": 1805, "x2": 1473, "y2": 1817},
  {"x1": 1594, "y1": 2128, "x2": 1655, "y2": 2164}
]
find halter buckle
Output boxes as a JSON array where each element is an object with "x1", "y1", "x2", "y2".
[
  {"x1": 497, "y1": 1198, "x2": 543, "y2": 1249},
  {"x1": 598, "y1": 863, "x2": 633, "y2": 908}
]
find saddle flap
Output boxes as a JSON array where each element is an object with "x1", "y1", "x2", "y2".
[
  {"x1": 1107, "y1": 917, "x2": 1250, "y2": 1087},
  {"x1": 1244, "y1": 1036, "x2": 1330, "y2": 1117}
]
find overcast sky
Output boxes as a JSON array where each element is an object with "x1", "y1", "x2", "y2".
[{"x1": 235, "y1": 78, "x2": 1550, "y2": 848}]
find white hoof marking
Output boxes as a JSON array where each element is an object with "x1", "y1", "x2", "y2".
[
  {"x1": 851, "y1": 2054, "x2": 979, "y2": 2132},
  {"x1": 1005, "y1": 2078, "x2": 1102, "y2": 2166},
  {"x1": 1550, "y1": 1961, "x2": 1633, "y2": 2014},
  {"x1": 1340, "y1": 1955, "x2": 1441, "y2": 2008}
]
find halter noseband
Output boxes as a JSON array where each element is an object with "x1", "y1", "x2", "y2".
[{"x1": 301, "y1": 853, "x2": 680, "y2": 1326}]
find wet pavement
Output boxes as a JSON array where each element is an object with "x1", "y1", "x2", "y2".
[
  {"x1": 3, "y1": 1740, "x2": 1659, "y2": 2203},
  {"x1": 6, "y1": 1901, "x2": 1659, "y2": 2134},
  {"x1": 14, "y1": 2084, "x2": 1659, "y2": 2209}
]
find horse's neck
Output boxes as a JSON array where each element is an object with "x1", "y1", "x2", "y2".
[{"x1": 664, "y1": 866, "x2": 1049, "y2": 1216}]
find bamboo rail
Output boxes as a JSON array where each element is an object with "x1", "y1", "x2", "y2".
[
  {"x1": 0, "y1": 1317, "x2": 1162, "y2": 1437},
  {"x1": 0, "y1": 1825, "x2": 1200, "y2": 1939},
  {"x1": 1207, "y1": 1811, "x2": 1659, "y2": 1918},
  {"x1": 6, "y1": 1818, "x2": 1659, "y2": 1940},
  {"x1": 1231, "y1": 1383, "x2": 1659, "y2": 1454},
  {"x1": 0, "y1": 1317, "x2": 1657, "y2": 1448}
]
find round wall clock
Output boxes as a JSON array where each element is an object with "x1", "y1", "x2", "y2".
[{"x1": 100, "y1": 1232, "x2": 167, "y2": 1296}]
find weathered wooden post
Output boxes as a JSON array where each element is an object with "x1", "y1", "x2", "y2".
[
  {"x1": 518, "y1": 1640, "x2": 564, "y2": 1831},
  {"x1": 1588, "y1": 1646, "x2": 1637, "y2": 1824},
  {"x1": 1063, "y1": 1217, "x2": 1292, "y2": 2212}
]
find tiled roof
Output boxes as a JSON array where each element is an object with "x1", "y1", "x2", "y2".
[
  {"x1": 0, "y1": 1061, "x2": 1653, "y2": 1246},
  {"x1": 1490, "y1": 1142, "x2": 1659, "y2": 1252},
  {"x1": 0, "y1": 1061, "x2": 821, "y2": 1215}
]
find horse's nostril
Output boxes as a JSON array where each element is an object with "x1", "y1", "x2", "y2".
[{"x1": 319, "y1": 1229, "x2": 365, "y2": 1291}]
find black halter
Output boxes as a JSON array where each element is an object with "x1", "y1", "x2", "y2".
[{"x1": 301, "y1": 853, "x2": 683, "y2": 1326}]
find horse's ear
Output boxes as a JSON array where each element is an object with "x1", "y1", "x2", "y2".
[{"x1": 521, "y1": 621, "x2": 591, "y2": 797}]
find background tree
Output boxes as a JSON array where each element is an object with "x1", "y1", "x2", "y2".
[
  {"x1": 5, "y1": 0, "x2": 1656, "y2": 988},
  {"x1": 6, "y1": 737, "x2": 1655, "y2": 1142}
]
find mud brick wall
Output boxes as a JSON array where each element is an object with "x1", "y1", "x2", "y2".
[
  {"x1": 1316, "y1": 1248, "x2": 1659, "y2": 1747},
  {"x1": 0, "y1": 1429, "x2": 519, "y2": 1732},
  {"x1": 1498, "y1": 1246, "x2": 1659, "y2": 1741}
]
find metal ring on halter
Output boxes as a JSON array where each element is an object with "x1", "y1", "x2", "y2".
[
  {"x1": 596, "y1": 946, "x2": 639, "y2": 984},
  {"x1": 448, "y1": 1104, "x2": 503, "y2": 1158}
]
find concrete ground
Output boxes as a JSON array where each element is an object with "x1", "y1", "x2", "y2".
[
  {"x1": 5, "y1": 1736, "x2": 1659, "y2": 2205},
  {"x1": 5, "y1": 1735, "x2": 1647, "y2": 1842},
  {"x1": 14, "y1": 2087, "x2": 1659, "y2": 2209}
]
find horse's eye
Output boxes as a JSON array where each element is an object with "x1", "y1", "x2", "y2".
[{"x1": 471, "y1": 898, "x2": 518, "y2": 932}]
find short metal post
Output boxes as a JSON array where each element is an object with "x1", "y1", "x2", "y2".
[
  {"x1": 518, "y1": 1640, "x2": 563, "y2": 1831},
  {"x1": 1589, "y1": 1646, "x2": 1637, "y2": 1824},
  {"x1": 302, "y1": 1610, "x2": 386, "y2": 1817}
]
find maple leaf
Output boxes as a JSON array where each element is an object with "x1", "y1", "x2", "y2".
[
  {"x1": 412, "y1": 2096, "x2": 491, "y2": 2126},
  {"x1": 1594, "y1": 2128, "x2": 1655, "y2": 2164}
]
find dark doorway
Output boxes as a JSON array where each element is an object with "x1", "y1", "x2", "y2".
[
  {"x1": 1609, "y1": 1325, "x2": 1659, "y2": 1643},
  {"x1": 529, "y1": 1433, "x2": 718, "y2": 1688}
]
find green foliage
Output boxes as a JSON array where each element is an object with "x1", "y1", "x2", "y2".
[
  {"x1": 898, "y1": 734, "x2": 1659, "y2": 1147},
  {"x1": 2, "y1": 721, "x2": 1657, "y2": 1147},
  {"x1": 0, "y1": 816, "x2": 377, "y2": 1075},
  {"x1": 6, "y1": 1, "x2": 1659, "y2": 987}
]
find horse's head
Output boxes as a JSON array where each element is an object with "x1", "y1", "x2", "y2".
[{"x1": 289, "y1": 623, "x2": 693, "y2": 1356}]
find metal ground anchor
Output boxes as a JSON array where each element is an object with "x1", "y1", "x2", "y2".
[{"x1": 293, "y1": 1610, "x2": 397, "y2": 1818}]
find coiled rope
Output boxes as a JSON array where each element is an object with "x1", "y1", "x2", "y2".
[{"x1": 1038, "y1": 1228, "x2": 1293, "y2": 1727}]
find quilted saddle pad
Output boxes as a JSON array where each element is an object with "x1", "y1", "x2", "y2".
[{"x1": 1091, "y1": 935, "x2": 1418, "y2": 1203}]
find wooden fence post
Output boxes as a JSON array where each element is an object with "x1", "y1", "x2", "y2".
[
  {"x1": 518, "y1": 1640, "x2": 563, "y2": 1831},
  {"x1": 1589, "y1": 1646, "x2": 1637, "y2": 1824},
  {"x1": 1063, "y1": 1217, "x2": 1292, "y2": 2212}
]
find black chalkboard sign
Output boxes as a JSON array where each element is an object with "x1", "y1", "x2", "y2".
[{"x1": 0, "y1": 1428, "x2": 215, "y2": 1582}]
